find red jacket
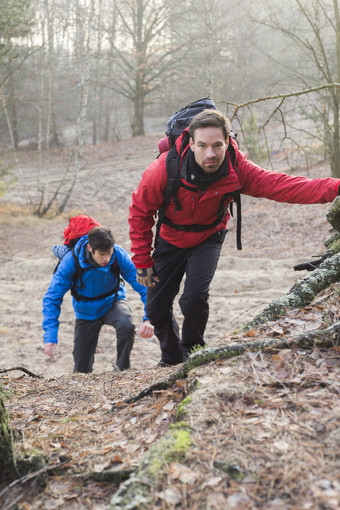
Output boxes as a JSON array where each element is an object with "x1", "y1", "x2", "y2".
[{"x1": 129, "y1": 133, "x2": 340, "y2": 268}]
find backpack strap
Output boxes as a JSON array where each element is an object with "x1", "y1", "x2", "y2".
[
  {"x1": 70, "y1": 249, "x2": 121, "y2": 303},
  {"x1": 227, "y1": 142, "x2": 242, "y2": 251},
  {"x1": 230, "y1": 189, "x2": 242, "y2": 250},
  {"x1": 155, "y1": 134, "x2": 189, "y2": 242}
]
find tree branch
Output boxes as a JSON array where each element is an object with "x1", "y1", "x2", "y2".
[
  {"x1": 220, "y1": 83, "x2": 340, "y2": 121},
  {"x1": 0, "y1": 367, "x2": 42, "y2": 378}
]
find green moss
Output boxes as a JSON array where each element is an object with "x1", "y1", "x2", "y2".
[
  {"x1": 176, "y1": 396, "x2": 192, "y2": 420},
  {"x1": 170, "y1": 421, "x2": 191, "y2": 430},
  {"x1": 0, "y1": 396, "x2": 16, "y2": 480},
  {"x1": 0, "y1": 383, "x2": 16, "y2": 400},
  {"x1": 109, "y1": 425, "x2": 192, "y2": 509},
  {"x1": 141, "y1": 425, "x2": 192, "y2": 478},
  {"x1": 329, "y1": 238, "x2": 340, "y2": 253},
  {"x1": 190, "y1": 344, "x2": 204, "y2": 354}
]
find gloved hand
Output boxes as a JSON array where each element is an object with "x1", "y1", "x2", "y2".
[{"x1": 137, "y1": 267, "x2": 159, "y2": 287}]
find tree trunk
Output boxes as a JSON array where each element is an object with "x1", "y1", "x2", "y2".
[
  {"x1": 330, "y1": 99, "x2": 340, "y2": 178},
  {"x1": 1, "y1": 94, "x2": 16, "y2": 151},
  {"x1": 0, "y1": 395, "x2": 16, "y2": 481},
  {"x1": 132, "y1": 91, "x2": 145, "y2": 137},
  {"x1": 9, "y1": 76, "x2": 19, "y2": 150},
  {"x1": 331, "y1": 0, "x2": 340, "y2": 177}
]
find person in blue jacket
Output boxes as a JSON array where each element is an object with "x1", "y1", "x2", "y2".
[{"x1": 42, "y1": 226, "x2": 154, "y2": 372}]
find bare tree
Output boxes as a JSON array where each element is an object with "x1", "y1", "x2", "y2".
[
  {"x1": 251, "y1": 0, "x2": 340, "y2": 177},
  {"x1": 0, "y1": 0, "x2": 35, "y2": 150},
  {"x1": 103, "y1": 0, "x2": 185, "y2": 136}
]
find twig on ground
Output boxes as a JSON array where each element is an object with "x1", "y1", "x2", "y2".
[
  {"x1": 0, "y1": 459, "x2": 69, "y2": 499},
  {"x1": 0, "y1": 367, "x2": 42, "y2": 378}
]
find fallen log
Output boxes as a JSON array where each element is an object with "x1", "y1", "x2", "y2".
[
  {"x1": 246, "y1": 252, "x2": 340, "y2": 328},
  {"x1": 326, "y1": 195, "x2": 340, "y2": 232},
  {"x1": 109, "y1": 422, "x2": 192, "y2": 510},
  {"x1": 111, "y1": 321, "x2": 340, "y2": 409}
]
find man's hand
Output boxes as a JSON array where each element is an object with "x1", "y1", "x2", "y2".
[
  {"x1": 137, "y1": 267, "x2": 159, "y2": 287},
  {"x1": 45, "y1": 342, "x2": 57, "y2": 360},
  {"x1": 138, "y1": 320, "x2": 154, "y2": 338}
]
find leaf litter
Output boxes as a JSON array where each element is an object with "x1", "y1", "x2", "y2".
[{"x1": 1, "y1": 283, "x2": 339, "y2": 509}]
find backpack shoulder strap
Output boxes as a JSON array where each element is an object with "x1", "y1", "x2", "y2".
[
  {"x1": 71, "y1": 248, "x2": 85, "y2": 289},
  {"x1": 110, "y1": 258, "x2": 120, "y2": 278},
  {"x1": 70, "y1": 251, "x2": 121, "y2": 303},
  {"x1": 155, "y1": 133, "x2": 190, "y2": 242},
  {"x1": 227, "y1": 142, "x2": 242, "y2": 250}
]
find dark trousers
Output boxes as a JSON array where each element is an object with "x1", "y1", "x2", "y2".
[
  {"x1": 146, "y1": 231, "x2": 226, "y2": 365},
  {"x1": 73, "y1": 300, "x2": 135, "y2": 373}
]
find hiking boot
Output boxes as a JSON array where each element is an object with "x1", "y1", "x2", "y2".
[
  {"x1": 182, "y1": 349, "x2": 190, "y2": 362},
  {"x1": 157, "y1": 360, "x2": 171, "y2": 367},
  {"x1": 180, "y1": 345, "x2": 193, "y2": 362},
  {"x1": 157, "y1": 359, "x2": 182, "y2": 367}
]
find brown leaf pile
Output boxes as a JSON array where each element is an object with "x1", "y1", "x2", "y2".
[{"x1": 1, "y1": 366, "x2": 184, "y2": 508}]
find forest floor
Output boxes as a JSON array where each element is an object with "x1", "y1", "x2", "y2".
[{"x1": 0, "y1": 136, "x2": 340, "y2": 509}]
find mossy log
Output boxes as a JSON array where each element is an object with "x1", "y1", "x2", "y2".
[
  {"x1": 326, "y1": 195, "x2": 340, "y2": 232},
  {"x1": 109, "y1": 423, "x2": 192, "y2": 510},
  {"x1": 113, "y1": 321, "x2": 340, "y2": 409},
  {"x1": 324, "y1": 231, "x2": 340, "y2": 249},
  {"x1": 246, "y1": 252, "x2": 340, "y2": 329},
  {"x1": 0, "y1": 395, "x2": 16, "y2": 482},
  {"x1": 245, "y1": 197, "x2": 340, "y2": 328}
]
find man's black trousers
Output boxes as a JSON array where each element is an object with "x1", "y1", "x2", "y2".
[
  {"x1": 73, "y1": 300, "x2": 135, "y2": 373},
  {"x1": 146, "y1": 231, "x2": 226, "y2": 365}
]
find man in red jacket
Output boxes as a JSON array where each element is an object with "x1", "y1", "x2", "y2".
[{"x1": 129, "y1": 109, "x2": 340, "y2": 367}]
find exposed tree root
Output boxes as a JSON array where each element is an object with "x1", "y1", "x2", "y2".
[
  {"x1": 111, "y1": 321, "x2": 340, "y2": 410},
  {"x1": 246, "y1": 252, "x2": 340, "y2": 328},
  {"x1": 109, "y1": 423, "x2": 192, "y2": 509},
  {"x1": 77, "y1": 468, "x2": 134, "y2": 484},
  {"x1": 0, "y1": 459, "x2": 69, "y2": 499}
]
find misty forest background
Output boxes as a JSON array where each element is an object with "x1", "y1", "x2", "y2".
[{"x1": 1, "y1": 0, "x2": 340, "y2": 216}]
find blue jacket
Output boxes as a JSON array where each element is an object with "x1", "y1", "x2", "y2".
[{"x1": 42, "y1": 236, "x2": 148, "y2": 344}]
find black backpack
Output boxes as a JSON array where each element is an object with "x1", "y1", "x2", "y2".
[
  {"x1": 156, "y1": 97, "x2": 242, "y2": 250},
  {"x1": 69, "y1": 247, "x2": 121, "y2": 303}
]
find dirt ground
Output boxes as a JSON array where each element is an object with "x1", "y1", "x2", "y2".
[
  {"x1": 0, "y1": 137, "x2": 334, "y2": 377},
  {"x1": 0, "y1": 138, "x2": 339, "y2": 509}
]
